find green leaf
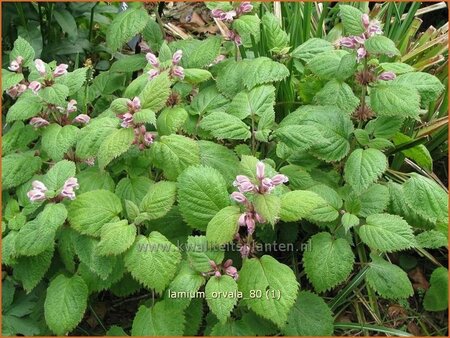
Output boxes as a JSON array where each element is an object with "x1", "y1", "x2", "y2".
[
  {"x1": 227, "y1": 85, "x2": 275, "y2": 120},
  {"x1": 200, "y1": 112, "x2": 251, "y2": 140},
  {"x1": 253, "y1": 194, "x2": 281, "y2": 225},
  {"x1": 54, "y1": 9, "x2": 78, "y2": 39},
  {"x1": 423, "y1": 267, "x2": 448, "y2": 311},
  {"x1": 358, "y1": 184, "x2": 389, "y2": 217},
  {"x1": 233, "y1": 15, "x2": 261, "y2": 47},
  {"x1": 97, "y1": 220, "x2": 136, "y2": 256},
  {"x1": 336, "y1": 53, "x2": 357, "y2": 81},
  {"x1": 364, "y1": 36, "x2": 400, "y2": 56},
  {"x1": 205, "y1": 275, "x2": 238, "y2": 323},
  {"x1": 142, "y1": 19, "x2": 164, "y2": 51},
  {"x1": 307, "y1": 50, "x2": 349, "y2": 80},
  {"x1": 44, "y1": 274, "x2": 88, "y2": 335},
  {"x1": 365, "y1": 116, "x2": 403, "y2": 139},
  {"x1": 280, "y1": 190, "x2": 326, "y2": 221},
  {"x1": 110, "y1": 54, "x2": 147, "y2": 73},
  {"x1": 131, "y1": 301, "x2": 185, "y2": 336},
  {"x1": 216, "y1": 60, "x2": 247, "y2": 98},
  {"x1": 303, "y1": 232, "x2": 355, "y2": 293},
  {"x1": 98, "y1": 128, "x2": 134, "y2": 169},
  {"x1": 132, "y1": 109, "x2": 156, "y2": 125},
  {"x1": 403, "y1": 174, "x2": 448, "y2": 224},
  {"x1": 283, "y1": 291, "x2": 334, "y2": 336},
  {"x1": 157, "y1": 107, "x2": 188, "y2": 135},
  {"x1": 206, "y1": 206, "x2": 241, "y2": 245},
  {"x1": 138, "y1": 181, "x2": 177, "y2": 221},
  {"x1": 342, "y1": 213, "x2": 360, "y2": 232},
  {"x1": 366, "y1": 255, "x2": 414, "y2": 300},
  {"x1": 6, "y1": 95, "x2": 43, "y2": 122},
  {"x1": 291, "y1": 38, "x2": 334, "y2": 61},
  {"x1": 139, "y1": 72, "x2": 171, "y2": 112},
  {"x1": 370, "y1": 83, "x2": 421, "y2": 119},
  {"x1": 184, "y1": 37, "x2": 221, "y2": 69},
  {"x1": 183, "y1": 69, "x2": 212, "y2": 84},
  {"x1": 275, "y1": 125, "x2": 328, "y2": 151},
  {"x1": 242, "y1": 57, "x2": 289, "y2": 89},
  {"x1": 39, "y1": 84, "x2": 69, "y2": 106},
  {"x1": 339, "y1": 5, "x2": 365, "y2": 35},
  {"x1": 2, "y1": 69, "x2": 24, "y2": 91},
  {"x1": 76, "y1": 167, "x2": 115, "y2": 194},
  {"x1": 184, "y1": 298, "x2": 204, "y2": 335},
  {"x1": 150, "y1": 134, "x2": 200, "y2": 181},
  {"x1": 43, "y1": 159, "x2": 76, "y2": 192},
  {"x1": 13, "y1": 248, "x2": 53, "y2": 293},
  {"x1": 392, "y1": 133, "x2": 433, "y2": 172},
  {"x1": 55, "y1": 67, "x2": 88, "y2": 95},
  {"x1": 238, "y1": 255, "x2": 298, "y2": 328},
  {"x1": 115, "y1": 176, "x2": 153, "y2": 205},
  {"x1": 41, "y1": 124, "x2": 79, "y2": 161},
  {"x1": 106, "y1": 7, "x2": 149, "y2": 50},
  {"x1": 190, "y1": 85, "x2": 229, "y2": 115},
  {"x1": 393, "y1": 72, "x2": 444, "y2": 106},
  {"x1": 76, "y1": 117, "x2": 119, "y2": 160},
  {"x1": 198, "y1": 141, "x2": 239, "y2": 184},
  {"x1": 185, "y1": 235, "x2": 225, "y2": 273},
  {"x1": 262, "y1": 12, "x2": 289, "y2": 53},
  {"x1": 2, "y1": 153, "x2": 42, "y2": 189},
  {"x1": 15, "y1": 203, "x2": 67, "y2": 256},
  {"x1": 416, "y1": 230, "x2": 448, "y2": 249},
  {"x1": 359, "y1": 214, "x2": 416, "y2": 252},
  {"x1": 68, "y1": 190, "x2": 122, "y2": 237},
  {"x1": 10, "y1": 36, "x2": 35, "y2": 67},
  {"x1": 379, "y1": 62, "x2": 415, "y2": 74},
  {"x1": 314, "y1": 79, "x2": 359, "y2": 114},
  {"x1": 177, "y1": 165, "x2": 230, "y2": 230},
  {"x1": 344, "y1": 148, "x2": 387, "y2": 193},
  {"x1": 124, "y1": 232, "x2": 182, "y2": 293}
]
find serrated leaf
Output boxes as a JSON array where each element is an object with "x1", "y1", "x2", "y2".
[
  {"x1": 110, "y1": 54, "x2": 148, "y2": 73},
  {"x1": 358, "y1": 184, "x2": 389, "y2": 217},
  {"x1": 186, "y1": 235, "x2": 225, "y2": 273},
  {"x1": 291, "y1": 38, "x2": 334, "y2": 61},
  {"x1": 132, "y1": 109, "x2": 156, "y2": 125},
  {"x1": 139, "y1": 72, "x2": 171, "y2": 112},
  {"x1": 303, "y1": 232, "x2": 355, "y2": 293},
  {"x1": 342, "y1": 213, "x2": 359, "y2": 232},
  {"x1": 2, "y1": 153, "x2": 42, "y2": 189},
  {"x1": 238, "y1": 255, "x2": 298, "y2": 327},
  {"x1": 366, "y1": 255, "x2": 414, "y2": 300},
  {"x1": 13, "y1": 248, "x2": 53, "y2": 293},
  {"x1": 200, "y1": 112, "x2": 251, "y2": 140},
  {"x1": 97, "y1": 220, "x2": 136, "y2": 256},
  {"x1": 242, "y1": 57, "x2": 289, "y2": 89},
  {"x1": 10, "y1": 36, "x2": 35, "y2": 67},
  {"x1": 68, "y1": 190, "x2": 122, "y2": 237},
  {"x1": 280, "y1": 190, "x2": 326, "y2": 221},
  {"x1": 76, "y1": 117, "x2": 119, "y2": 159},
  {"x1": 339, "y1": 5, "x2": 365, "y2": 35},
  {"x1": 262, "y1": 12, "x2": 289, "y2": 53},
  {"x1": 314, "y1": 79, "x2": 359, "y2": 114},
  {"x1": 307, "y1": 50, "x2": 349, "y2": 80},
  {"x1": 2, "y1": 69, "x2": 24, "y2": 91},
  {"x1": 98, "y1": 128, "x2": 134, "y2": 169},
  {"x1": 41, "y1": 124, "x2": 79, "y2": 161},
  {"x1": 359, "y1": 213, "x2": 416, "y2": 252},
  {"x1": 283, "y1": 291, "x2": 334, "y2": 336},
  {"x1": 253, "y1": 194, "x2": 281, "y2": 225},
  {"x1": 379, "y1": 62, "x2": 415, "y2": 74},
  {"x1": 206, "y1": 206, "x2": 241, "y2": 245},
  {"x1": 216, "y1": 60, "x2": 247, "y2": 98},
  {"x1": 365, "y1": 116, "x2": 403, "y2": 139},
  {"x1": 184, "y1": 298, "x2": 204, "y2": 335},
  {"x1": 43, "y1": 159, "x2": 76, "y2": 192},
  {"x1": 131, "y1": 301, "x2": 185, "y2": 336},
  {"x1": 205, "y1": 275, "x2": 238, "y2": 323},
  {"x1": 39, "y1": 83, "x2": 69, "y2": 106},
  {"x1": 6, "y1": 95, "x2": 43, "y2": 122},
  {"x1": 233, "y1": 15, "x2": 261, "y2": 47},
  {"x1": 185, "y1": 37, "x2": 221, "y2": 68},
  {"x1": 44, "y1": 274, "x2": 88, "y2": 335},
  {"x1": 157, "y1": 107, "x2": 188, "y2": 135},
  {"x1": 183, "y1": 68, "x2": 212, "y2": 84},
  {"x1": 177, "y1": 165, "x2": 230, "y2": 230},
  {"x1": 416, "y1": 230, "x2": 448, "y2": 249},
  {"x1": 55, "y1": 67, "x2": 87, "y2": 95},
  {"x1": 344, "y1": 148, "x2": 387, "y2": 193},
  {"x1": 138, "y1": 181, "x2": 177, "y2": 221},
  {"x1": 198, "y1": 140, "x2": 239, "y2": 184},
  {"x1": 106, "y1": 7, "x2": 149, "y2": 50},
  {"x1": 423, "y1": 267, "x2": 448, "y2": 311},
  {"x1": 227, "y1": 85, "x2": 275, "y2": 120},
  {"x1": 142, "y1": 19, "x2": 164, "y2": 52},
  {"x1": 365, "y1": 35, "x2": 400, "y2": 56},
  {"x1": 124, "y1": 232, "x2": 181, "y2": 293},
  {"x1": 115, "y1": 176, "x2": 153, "y2": 205},
  {"x1": 370, "y1": 83, "x2": 421, "y2": 119},
  {"x1": 77, "y1": 167, "x2": 115, "y2": 194},
  {"x1": 393, "y1": 72, "x2": 444, "y2": 106},
  {"x1": 275, "y1": 125, "x2": 328, "y2": 151},
  {"x1": 190, "y1": 85, "x2": 229, "y2": 115}
]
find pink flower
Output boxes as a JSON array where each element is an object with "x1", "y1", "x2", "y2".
[
  {"x1": 225, "y1": 266, "x2": 239, "y2": 280},
  {"x1": 35, "y1": 59, "x2": 46, "y2": 75},
  {"x1": 143, "y1": 132, "x2": 154, "y2": 146},
  {"x1": 27, "y1": 189, "x2": 46, "y2": 202},
  {"x1": 238, "y1": 2, "x2": 253, "y2": 14},
  {"x1": 223, "y1": 10, "x2": 237, "y2": 22},
  {"x1": 233, "y1": 175, "x2": 256, "y2": 192},
  {"x1": 127, "y1": 97, "x2": 141, "y2": 111},
  {"x1": 271, "y1": 174, "x2": 289, "y2": 185},
  {"x1": 361, "y1": 14, "x2": 370, "y2": 29},
  {"x1": 172, "y1": 50, "x2": 183, "y2": 65},
  {"x1": 254, "y1": 213, "x2": 265, "y2": 224},
  {"x1": 53, "y1": 63, "x2": 68, "y2": 77},
  {"x1": 60, "y1": 177, "x2": 79, "y2": 200},
  {"x1": 147, "y1": 69, "x2": 159, "y2": 80},
  {"x1": 120, "y1": 113, "x2": 133, "y2": 128},
  {"x1": 340, "y1": 37, "x2": 356, "y2": 49},
  {"x1": 6, "y1": 84, "x2": 27, "y2": 99},
  {"x1": 378, "y1": 71, "x2": 396, "y2": 81},
  {"x1": 211, "y1": 9, "x2": 226, "y2": 20},
  {"x1": 8, "y1": 60, "x2": 20, "y2": 72},
  {"x1": 353, "y1": 35, "x2": 366, "y2": 44},
  {"x1": 29, "y1": 117, "x2": 49, "y2": 128},
  {"x1": 261, "y1": 177, "x2": 274, "y2": 192},
  {"x1": 67, "y1": 99, "x2": 77, "y2": 113},
  {"x1": 239, "y1": 212, "x2": 256, "y2": 234},
  {"x1": 73, "y1": 114, "x2": 90, "y2": 124},
  {"x1": 356, "y1": 47, "x2": 367, "y2": 62},
  {"x1": 146, "y1": 52, "x2": 159, "y2": 67},
  {"x1": 172, "y1": 66, "x2": 185, "y2": 80},
  {"x1": 223, "y1": 259, "x2": 233, "y2": 268},
  {"x1": 367, "y1": 20, "x2": 382, "y2": 37},
  {"x1": 256, "y1": 161, "x2": 265, "y2": 180},
  {"x1": 28, "y1": 81, "x2": 41, "y2": 93},
  {"x1": 214, "y1": 270, "x2": 222, "y2": 277},
  {"x1": 231, "y1": 191, "x2": 247, "y2": 204},
  {"x1": 32, "y1": 180, "x2": 48, "y2": 192},
  {"x1": 240, "y1": 244, "x2": 250, "y2": 258}
]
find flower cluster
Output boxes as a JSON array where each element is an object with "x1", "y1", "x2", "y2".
[
  {"x1": 211, "y1": 2, "x2": 253, "y2": 46},
  {"x1": 60, "y1": 177, "x2": 79, "y2": 200},
  {"x1": 27, "y1": 180, "x2": 48, "y2": 202},
  {"x1": 27, "y1": 177, "x2": 79, "y2": 203},
  {"x1": 207, "y1": 259, "x2": 239, "y2": 280},
  {"x1": 339, "y1": 14, "x2": 383, "y2": 62},
  {"x1": 146, "y1": 49, "x2": 184, "y2": 81}
]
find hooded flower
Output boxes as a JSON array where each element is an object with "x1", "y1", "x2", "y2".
[
  {"x1": 53, "y1": 63, "x2": 68, "y2": 77},
  {"x1": 66, "y1": 99, "x2": 77, "y2": 113},
  {"x1": 378, "y1": 71, "x2": 396, "y2": 81},
  {"x1": 28, "y1": 81, "x2": 42, "y2": 94},
  {"x1": 29, "y1": 117, "x2": 49, "y2": 128},
  {"x1": 73, "y1": 114, "x2": 90, "y2": 124},
  {"x1": 60, "y1": 177, "x2": 79, "y2": 200},
  {"x1": 8, "y1": 56, "x2": 23, "y2": 72},
  {"x1": 35, "y1": 59, "x2": 46, "y2": 75},
  {"x1": 27, "y1": 180, "x2": 48, "y2": 202},
  {"x1": 146, "y1": 52, "x2": 160, "y2": 67},
  {"x1": 172, "y1": 50, "x2": 183, "y2": 65}
]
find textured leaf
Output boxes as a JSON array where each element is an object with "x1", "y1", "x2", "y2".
[
  {"x1": 370, "y1": 83, "x2": 421, "y2": 119},
  {"x1": 205, "y1": 275, "x2": 238, "y2": 323},
  {"x1": 177, "y1": 165, "x2": 230, "y2": 230},
  {"x1": 2, "y1": 70, "x2": 24, "y2": 91},
  {"x1": 115, "y1": 176, "x2": 153, "y2": 205},
  {"x1": 393, "y1": 133, "x2": 433, "y2": 172},
  {"x1": 124, "y1": 232, "x2": 181, "y2": 293},
  {"x1": 55, "y1": 67, "x2": 88, "y2": 95},
  {"x1": 39, "y1": 84, "x2": 69, "y2": 106},
  {"x1": 291, "y1": 38, "x2": 334, "y2": 61},
  {"x1": 253, "y1": 194, "x2": 281, "y2": 225},
  {"x1": 358, "y1": 184, "x2": 389, "y2": 217},
  {"x1": 307, "y1": 50, "x2": 349, "y2": 80},
  {"x1": 359, "y1": 214, "x2": 416, "y2": 252},
  {"x1": 2, "y1": 153, "x2": 42, "y2": 189},
  {"x1": 184, "y1": 298, "x2": 204, "y2": 336},
  {"x1": 142, "y1": 19, "x2": 164, "y2": 51},
  {"x1": 365, "y1": 116, "x2": 404, "y2": 139},
  {"x1": 198, "y1": 141, "x2": 239, "y2": 184},
  {"x1": 139, "y1": 72, "x2": 171, "y2": 112},
  {"x1": 131, "y1": 301, "x2": 185, "y2": 336},
  {"x1": 283, "y1": 291, "x2": 334, "y2": 336},
  {"x1": 43, "y1": 160, "x2": 76, "y2": 192},
  {"x1": 393, "y1": 72, "x2": 444, "y2": 105},
  {"x1": 364, "y1": 36, "x2": 400, "y2": 56},
  {"x1": 366, "y1": 255, "x2": 414, "y2": 300},
  {"x1": 97, "y1": 220, "x2": 136, "y2": 256},
  {"x1": 339, "y1": 5, "x2": 365, "y2": 35},
  {"x1": 233, "y1": 15, "x2": 261, "y2": 47},
  {"x1": 138, "y1": 181, "x2": 177, "y2": 221},
  {"x1": 76, "y1": 167, "x2": 115, "y2": 194},
  {"x1": 132, "y1": 109, "x2": 156, "y2": 125},
  {"x1": 44, "y1": 275, "x2": 88, "y2": 335},
  {"x1": 110, "y1": 54, "x2": 147, "y2": 73},
  {"x1": 314, "y1": 79, "x2": 359, "y2": 114},
  {"x1": 68, "y1": 190, "x2": 122, "y2": 237},
  {"x1": 107, "y1": 7, "x2": 149, "y2": 50},
  {"x1": 423, "y1": 267, "x2": 448, "y2": 311},
  {"x1": 228, "y1": 85, "x2": 275, "y2": 120},
  {"x1": 379, "y1": 62, "x2": 415, "y2": 74},
  {"x1": 190, "y1": 85, "x2": 229, "y2": 115},
  {"x1": 76, "y1": 117, "x2": 119, "y2": 159},
  {"x1": 183, "y1": 68, "x2": 212, "y2": 84},
  {"x1": 242, "y1": 57, "x2": 289, "y2": 89},
  {"x1": 275, "y1": 125, "x2": 328, "y2": 151},
  {"x1": 262, "y1": 12, "x2": 289, "y2": 52},
  {"x1": 150, "y1": 134, "x2": 200, "y2": 181},
  {"x1": 238, "y1": 255, "x2": 298, "y2": 327},
  {"x1": 280, "y1": 190, "x2": 326, "y2": 221},
  {"x1": 184, "y1": 37, "x2": 221, "y2": 68},
  {"x1": 157, "y1": 107, "x2": 188, "y2": 135},
  {"x1": 344, "y1": 148, "x2": 387, "y2": 193},
  {"x1": 41, "y1": 124, "x2": 79, "y2": 161},
  {"x1": 6, "y1": 95, "x2": 43, "y2": 122},
  {"x1": 303, "y1": 232, "x2": 355, "y2": 293},
  {"x1": 186, "y1": 235, "x2": 225, "y2": 273},
  {"x1": 342, "y1": 213, "x2": 360, "y2": 232},
  {"x1": 13, "y1": 248, "x2": 53, "y2": 293},
  {"x1": 206, "y1": 206, "x2": 241, "y2": 245},
  {"x1": 200, "y1": 112, "x2": 251, "y2": 140},
  {"x1": 98, "y1": 128, "x2": 134, "y2": 169},
  {"x1": 416, "y1": 230, "x2": 448, "y2": 249},
  {"x1": 216, "y1": 60, "x2": 247, "y2": 98},
  {"x1": 10, "y1": 36, "x2": 35, "y2": 67}
]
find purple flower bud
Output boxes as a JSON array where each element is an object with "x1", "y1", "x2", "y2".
[
  {"x1": 231, "y1": 191, "x2": 247, "y2": 204},
  {"x1": 211, "y1": 54, "x2": 226, "y2": 65},
  {"x1": 132, "y1": 97, "x2": 141, "y2": 111},
  {"x1": 223, "y1": 259, "x2": 233, "y2": 268},
  {"x1": 378, "y1": 71, "x2": 396, "y2": 81},
  {"x1": 121, "y1": 113, "x2": 133, "y2": 128},
  {"x1": 245, "y1": 216, "x2": 255, "y2": 234},
  {"x1": 29, "y1": 117, "x2": 49, "y2": 128},
  {"x1": 17, "y1": 84, "x2": 27, "y2": 93},
  {"x1": 67, "y1": 99, "x2": 77, "y2": 113},
  {"x1": 256, "y1": 161, "x2": 265, "y2": 180},
  {"x1": 73, "y1": 114, "x2": 90, "y2": 124},
  {"x1": 214, "y1": 270, "x2": 222, "y2": 277},
  {"x1": 271, "y1": 174, "x2": 289, "y2": 186},
  {"x1": 172, "y1": 50, "x2": 183, "y2": 65},
  {"x1": 239, "y1": 2, "x2": 253, "y2": 13},
  {"x1": 340, "y1": 37, "x2": 356, "y2": 49},
  {"x1": 233, "y1": 34, "x2": 242, "y2": 46},
  {"x1": 356, "y1": 47, "x2": 367, "y2": 62},
  {"x1": 143, "y1": 132, "x2": 154, "y2": 146},
  {"x1": 254, "y1": 213, "x2": 265, "y2": 224},
  {"x1": 35, "y1": 59, "x2": 46, "y2": 75},
  {"x1": 32, "y1": 180, "x2": 48, "y2": 192},
  {"x1": 6, "y1": 84, "x2": 26, "y2": 99},
  {"x1": 53, "y1": 64, "x2": 68, "y2": 77},
  {"x1": 238, "y1": 213, "x2": 247, "y2": 226},
  {"x1": 234, "y1": 175, "x2": 251, "y2": 185},
  {"x1": 353, "y1": 35, "x2": 366, "y2": 44},
  {"x1": 361, "y1": 14, "x2": 370, "y2": 29},
  {"x1": 238, "y1": 181, "x2": 256, "y2": 193},
  {"x1": 240, "y1": 244, "x2": 250, "y2": 258},
  {"x1": 172, "y1": 66, "x2": 185, "y2": 80},
  {"x1": 209, "y1": 260, "x2": 217, "y2": 269},
  {"x1": 147, "y1": 69, "x2": 160, "y2": 80},
  {"x1": 225, "y1": 266, "x2": 239, "y2": 280},
  {"x1": 27, "y1": 189, "x2": 46, "y2": 202},
  {"x1": 146, "y1": 52, "x2": 159, "y2": 67},
  {"x1": 367, "y1": 21, "x2": 383, "y2": 36},
  {"x1": 223, "y1": 10, "x2": 237, "y2": 22},
  {"x1": 261, "y1": 177, "x2": 274, "y2": 192},
  {"x1": 8, "y1": 60, "x2": 20, "y2": 72},
  {"x1": 211, "y1": 9, "x2": 226, "y2": 19},
  {"x1": 28, "y1": 81, "x2": 41, "y2": 93},
  {"x1": 61, "y1": 188, "x2": 76, "y2": 200}
]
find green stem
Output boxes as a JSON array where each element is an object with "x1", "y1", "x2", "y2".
[{"x1": 88, "y1": 3, "x2": 99, "y2": 42}]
